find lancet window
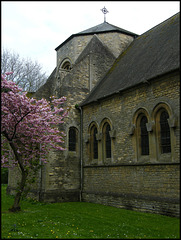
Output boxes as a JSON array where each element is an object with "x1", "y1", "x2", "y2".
[
  {"x1": 140, "y1": 116, "x2": 149, "y2": 155},
  {"x1": 68, "y1": 127, "x2": 77, "y2": 152},
  {"x1": 160, "y1": 111, "x2": 171, "y2": 153}
]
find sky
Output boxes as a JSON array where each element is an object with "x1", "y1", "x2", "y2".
[{"x1": 1, "y1": 1, "x2": 180, "y2": 76}]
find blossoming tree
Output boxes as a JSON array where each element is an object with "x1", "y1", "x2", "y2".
[{"x1": 1, "y1": 72, "x2": 68, "y2": 212}]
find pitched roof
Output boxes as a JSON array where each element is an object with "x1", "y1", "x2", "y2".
[
  {"x1": 55, "y1": 22, "x2": 138, "y2": 51},
  {"x1": 80, "y1": 12, "x2": 180, "y2": 106},
  {"x1": 77, "y1": 21, "x2": 138, "y2": 36}
]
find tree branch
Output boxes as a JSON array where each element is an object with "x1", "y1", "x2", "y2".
[{"x1": 11, "y1": 111, "x2": 31, "y2": 140}]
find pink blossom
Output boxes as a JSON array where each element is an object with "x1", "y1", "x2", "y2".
[
  {"x1": 1, "y1": 74, "x2": 68, "y2": 170},
  {"x1": 5, "y1": 71, "x2": 14, "y2": 75}
]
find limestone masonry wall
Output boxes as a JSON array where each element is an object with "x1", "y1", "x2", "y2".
[{"x1": 81, "y1": 72, "x2": 180, "y2": 217}]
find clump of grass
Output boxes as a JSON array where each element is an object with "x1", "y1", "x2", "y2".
[{"x1": 1, "y1": 185, "x2": 180, "y2": 239}]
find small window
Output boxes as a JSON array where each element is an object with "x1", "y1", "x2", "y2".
[
  {"x1": 160, "y1": 111, "x2": 171, "y2": 153},
  {"x1": 69, "y1": 127, "x2": 77, "y2": 151},
  {"x1": 140, "y1": 116, "x2": 149, "y2": 155},
  {"x1": 62, "y1": 61, "x2": 71, "y2": 71}
]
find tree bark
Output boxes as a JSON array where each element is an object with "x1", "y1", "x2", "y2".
[
  {"x1": 7, "y1": 140, "x2": 28, "y2": 212},
  {"x1": 9, "y1": 169, "x2": 28, "y2": 212}
]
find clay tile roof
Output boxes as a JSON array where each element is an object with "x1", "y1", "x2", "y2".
[{"x1": 80, "y1": 12, "x2": 180, "y2": 107}]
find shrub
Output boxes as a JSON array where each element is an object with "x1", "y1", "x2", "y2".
[{"x1": 1, "y1": 168, "x2": 8, "y2": 184}]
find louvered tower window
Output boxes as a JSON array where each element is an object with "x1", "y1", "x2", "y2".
[{"x1": 62, "y1": 61, "x2": 71, "y2": 70}]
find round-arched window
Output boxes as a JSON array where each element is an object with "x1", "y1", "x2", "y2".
[{"x1": 61, "y1": 61, "x2": 71, "y2": 71}]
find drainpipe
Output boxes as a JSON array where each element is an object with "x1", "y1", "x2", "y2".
[{"x1": 78, "y1": 106, "x2": 83, "y2": 202}]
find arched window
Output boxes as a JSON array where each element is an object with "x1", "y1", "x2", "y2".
[
  {"x1": 90, "y1": 125, "x2": 98, "y2": 159},
  {"x1": 62, "y1": 61, "x2": 71, "y2": 71},
  {"x1": 133, "y1": 109, "x2": 150, "y2": 160},
  {"x1": 140, "y1": 116, "x2": 149, "y2": 155},
  {"x1": 69, "y1": 127, "x2": 77, "y2": 152},
  {"x1": 103, "y1": 123, "x2": 111, "y2": 158},
  {"x1": 160, "y1": 111, "x2": 171, "y2": 153}
]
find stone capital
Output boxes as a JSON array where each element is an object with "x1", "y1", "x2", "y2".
[
  {"x1": 167, "y1": 116, "x2": 177, "y2": 128},
  {"x1": 146, "y1": 121, "x2": 155, "y2": 132},
  {"x1": 84, "y1": 134, "x2": 90, "y2": 143},
  {"x1": 109, "y1": 129, "x2": 116, "y2": 138},
  {"x1": 96, "y1": 133, "x2": 102, "y2": 141},
  {"x1": 129, "y1": 124, "x2": 135, "y2": 135}
]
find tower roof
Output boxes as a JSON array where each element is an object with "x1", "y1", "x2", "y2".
[
  {"x1": 55, "y1": 22, "x2": 138, "y2": 51},
  {"x1": 80, "y1": 12, "x2": 180, "y2": 106},
  {"x1": 77, "y1": 22, "x2": 138, "y2": 36}
]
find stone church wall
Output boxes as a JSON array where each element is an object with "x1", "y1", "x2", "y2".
[
  {"x1": 38, "y1": 149, "x2": 81, "y2": 202},
  {"x1": 82, "y1": 164, "x2": 179, "y2": 217},
  {"x1": 56, "y1": 32, "x2": 134, "y2": 71},
  {"x1": 81, "y1": 71, "x2": 180, "y2": 217},
  {"x1": 97, "y1": 32, "x2": 134, "y2": 58}
]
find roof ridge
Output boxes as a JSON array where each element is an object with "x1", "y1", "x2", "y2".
[{"x1": 137, "y1": 12, "x2": 180, "y2": 37}]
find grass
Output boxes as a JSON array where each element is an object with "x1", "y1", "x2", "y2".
[{"x1": 1, "y1": 184, "x2": 180, "y2": 239}]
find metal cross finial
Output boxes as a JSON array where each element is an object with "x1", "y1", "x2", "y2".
[{"x1": 101, "y1": 6, "x2": 109, "y2": 22}]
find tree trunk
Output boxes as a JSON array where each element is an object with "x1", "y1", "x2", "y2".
[
  {"x1": 6, "y1": 140, "x2": 28, "y2": 212},
  {"x1": 9, "y1": 170, "x2": 28, "y2": 212}
]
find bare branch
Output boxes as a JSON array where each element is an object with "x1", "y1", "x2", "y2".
[{"x1": 1, "y1": 48, "x2": 48, "y2": 91}]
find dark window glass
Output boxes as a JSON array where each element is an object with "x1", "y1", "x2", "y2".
[
  {"x1": 160, "y1": 111, "x2": 171, "y2": 153},
  {"x1": 62, "y1": 61, "x2": 71, "y2": 70},
  {"x1": 140, "y1": 116, "x2": 149, "y2": 155},
  {"x1": 105, "y1": 124, "x2": 111, "y2": 158},
  {"x1": 69, "y1": 127, "x2": 76, "y2": 151},
  {"x1": 93, "y1": 127, "x2": 98, "y2": 159}
]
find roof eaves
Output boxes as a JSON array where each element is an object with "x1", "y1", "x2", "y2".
[
  {"x1": 55, "y1": 34, "x2": 75, "y2": 51},
  {"x1": 80, "y1": 68, "x2": 179, "y2": 107},
  {"x1": 55, "y1": 30, "x2": 138, "y2": 51}
]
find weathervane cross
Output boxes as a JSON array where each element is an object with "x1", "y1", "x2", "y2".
[{"x1": 101, "y1": 6, "x2": 109, "y2": 22}]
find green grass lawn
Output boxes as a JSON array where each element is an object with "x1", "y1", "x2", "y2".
[{"x1": 1, "y1": 184, "x2": 180, "y2": 239}]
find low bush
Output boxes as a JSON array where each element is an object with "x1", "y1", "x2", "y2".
[{"x1": 1, "y1": 168, "x2": 8, "y2": 184}]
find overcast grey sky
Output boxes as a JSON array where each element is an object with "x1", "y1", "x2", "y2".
[{"x1": 1, "y1": 1, "x2": 180, "y2": 76}]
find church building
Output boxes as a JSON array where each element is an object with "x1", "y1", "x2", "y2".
[{"x1": 8, "y1": 11, "x2": 180, "y2": 217}]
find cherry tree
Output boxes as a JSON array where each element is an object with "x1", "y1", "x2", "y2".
[{"x1": 1, "y1": 72, "x2": 68, "y2": 212}]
